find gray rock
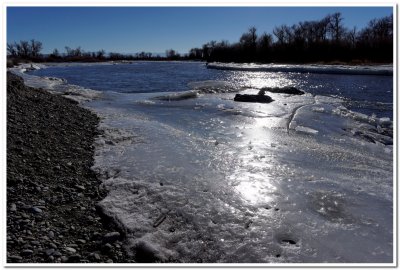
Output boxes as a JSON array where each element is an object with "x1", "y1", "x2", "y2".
[
  {"x1": 8, "y1": 255, "x2": 23, "y2": 262},
  {"x1": 75, "y1": 185, "x2": 85, "y2": 191},
  {"x1": 90, "y1": 252, "x2": 101, "y2": 261},
  {"x1": 48, "y1": 231, "x2": 55, "y2": 238},
  {"x1": 45, "y1": 248, "x2": 55, "y2": 256},
  {"x1": 76, "y1": 239, "x2": 86, "y2": 244},
  {"x1": 10, "y1": 203, "x2": 17, "y2": 212},
  {"x1": 53, "y1": 251, "x2": 62, "y2": 257},
  {"x1": 67, "y1": 254, "x2": 82, "y2": 263},
  {"x1": 21, "y1": 249, "x2": 34, "y2": 256},
  {"x1": 103, "y1": 243, "x2": 113, "y2": 253},
  {"x1": 64, "y1": 247, "x2": 76, "y2": 254},
  {"x1": 30, "y1": 207, "x2": 42, "y2": 214},
  {"x1": 103, "y1": 232, "x2": 120, "y2": 243}
]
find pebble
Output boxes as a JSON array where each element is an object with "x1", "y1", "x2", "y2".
[
  {"x1": 49, "y1": 243, "x2": 57, "y2": 249},
  {"x1": 75, "y1": 185, "x2": 85, "y2": 191},
  {"x1": 64, "y1": 247, "x2": 76, "y2": 254},
  {"x1": 67, "y1": 254, "x2": 82, "y2": 262},
  {"x1": 10, "y1": 203, "x2": 17, "y2": 212},
  {"x1": 48, "y1": 231, "x2": 55, "y2": 238},
  {"x1": 21, "y1": 249, "x2": 34, "y2": 256},
  {"x1": 103, "y1": 243, "x2": 113, "y2": 253},
  {"x1": 30, "y1": 207, "x2": 42, "y2": 214},
  {"x1": 103, "y1": 232, "x2": 120, "y2": 243},
  {"x1": 76, "y1": 239, "x2": 86, "y2": 244},
  {"x1": 8, "y1": 255, "x2": 23, "y2": 262},
  {"x1": 53, "y1": 251, "x2": 62, "y2": 257},
  {"x1": 45, "y1": 248, "x2": 55, "y2": 256}
]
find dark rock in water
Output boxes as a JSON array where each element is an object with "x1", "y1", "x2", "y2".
[
  {"x1": 261, "y1": 86, "x2": 305, "y2": 95},
  {"x1": 234, "y1": 94, "x2": 274, "y2": 103}
]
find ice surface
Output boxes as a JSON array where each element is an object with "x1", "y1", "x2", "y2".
[
  {"x1": 153, "y1": 90, "x2": 199, "y2": 101},
  {"x1": 207, "y1": 62, "x2": 393, "y2": 76},
  {"x1": 88, "y1": 86, "x2": 393, "y2": 263},
  {"x1": 15, "y1": 63, "x2": 392, "y2": 263}
]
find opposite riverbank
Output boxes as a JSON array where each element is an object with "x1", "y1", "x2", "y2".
[{"x1": 6, "y1": 72, "x2": 133, "y2": 263}]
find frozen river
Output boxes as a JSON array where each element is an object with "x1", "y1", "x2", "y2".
[{"x1": 20, "y1": 61, "x2": 393, "y2": 263}]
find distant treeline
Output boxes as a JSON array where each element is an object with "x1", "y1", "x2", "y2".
[
  {"x1": 7, "y1": 12, "x2": 393, "y2": 66},
  {"x1": 7, "y1": 40, "x2": 184, "y2": 66},
  {"x1": 188, "y1": 13, "x2": 393, "y2": 63}
]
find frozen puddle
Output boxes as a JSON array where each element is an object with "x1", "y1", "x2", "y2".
[{"x1": 88, "y1": 88, "x2": 393, "y2": 263}]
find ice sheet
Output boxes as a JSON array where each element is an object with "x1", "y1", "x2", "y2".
[{"x1": 207, "y1": 62, "x2": 393, "y2": 76}]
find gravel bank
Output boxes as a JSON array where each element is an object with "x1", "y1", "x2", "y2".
[{"x1": 7, "y1": 72, "x2": 133, "y2": 263}]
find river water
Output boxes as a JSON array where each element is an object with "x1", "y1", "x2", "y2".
[{"x1": 25, "y1": 61, "x2": 393, "y2": 264}]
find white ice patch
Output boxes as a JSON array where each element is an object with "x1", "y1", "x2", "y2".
[
  {"x1": 9, "y1": 64, "x2": 102, "y2": 103},
  {"x1": 295, "y1": 125, "x2": 319, "y2": 135},
  {"x1": 152, "y1": 90, "x2": 199, "y2": 101}
]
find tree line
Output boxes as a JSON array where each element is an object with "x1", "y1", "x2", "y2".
[
  {"x1": 7, "y1": 12, "x2": 393, "y2": 65},
  {"x1": 7, "y1": 40, "x2": 181, "y2": 63},
  {"x1": 189, "y1": 12, "x2": 393, "y2": 63}
]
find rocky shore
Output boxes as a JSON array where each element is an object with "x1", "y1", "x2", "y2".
[{"x1": 7, "y1": 72, "x2": 133, "y2": 263}]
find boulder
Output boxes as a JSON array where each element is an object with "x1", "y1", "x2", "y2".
[{"x1": 234, "y1": 94, "x2": 274, "y2": 103}]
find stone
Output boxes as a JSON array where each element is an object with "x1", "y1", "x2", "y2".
[
  {"x1": 45, "y1": 248, "x2": 55, "y2": 256},
  {"x1": 64, "y1": 247, "x2": 76, "y2": 254},
  {"x1": 103, "y1": 243, "x2": 113, "y2": 253},
  {"x1": 8, "y1": 255, "x2": 23, "y2": 262},
  {"x1": 102, "y1": 232, "x2": 120, "y2": 243},
  {"x1": 53, "y1": 251, "x2": 62, "y2": 257},
  {"x1": 234, "y1": 94, "x2": 274, "y2": 103},
  {"x1": 30, "y1": 207, "x2": 42, "y2": 214},
  {"x1": 21, "y1": 249, "x2": 34, "y2": 256},
  {"x1": 10, "y1": 203, "x2": 17, "y2": 212},
  {"x1": 67, "y1": 254, "x2": 82, "y2": 263}
]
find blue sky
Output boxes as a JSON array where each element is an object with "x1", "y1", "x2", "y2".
[{"x1": 7, "y1": 7, "x2": 393, "y2": 55}]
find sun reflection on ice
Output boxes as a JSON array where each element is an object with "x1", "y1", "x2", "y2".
[
  {"x1": 228, "y1": 118, "x2": 279, "y2": 205},
  {"x1": 233, "y1": 175, "x2": 276, "y2": 204},
  {"x1": 226, "y1": 70, "x2": 296, "y2": 89}
]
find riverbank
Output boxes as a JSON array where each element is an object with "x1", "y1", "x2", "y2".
[{"x1": 6, "y1": 72, "x2": 133, "y2": 263}]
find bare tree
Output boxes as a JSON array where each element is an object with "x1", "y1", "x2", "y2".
[
  {"x1": 328, "y1": 12, "x2": 345, "y2": 42},
  {"x1": 7, "y1": 43, "x2": 17, "y2": 56},
  {"x1": 30, "y1": 39, "x2": 42, "y2": 57},
  {"x1": 240, "y1": 26, "x2": 258, "y2": 47},
  {"x1": 19, "y1": 41, "x2": 31, "y2": 57}
]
